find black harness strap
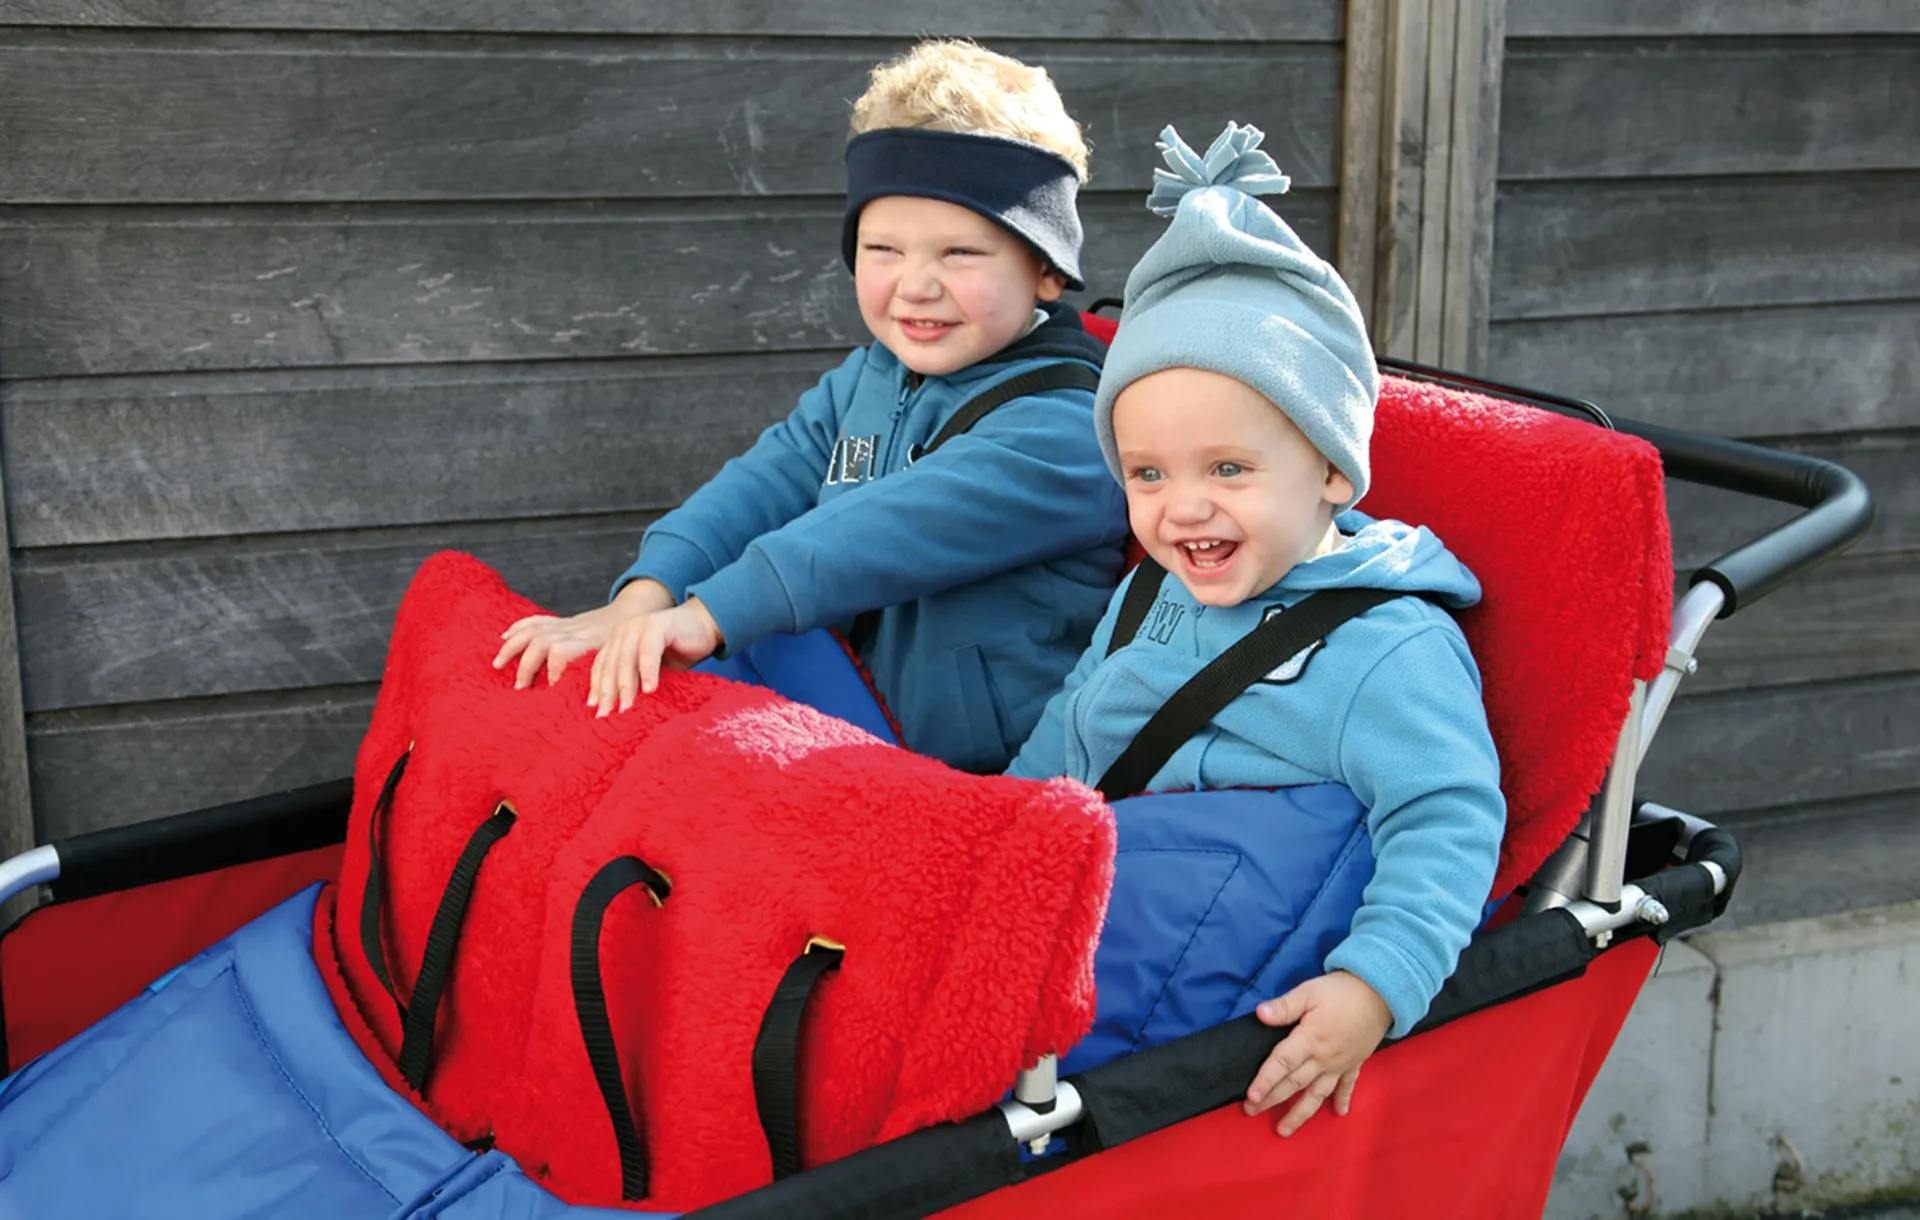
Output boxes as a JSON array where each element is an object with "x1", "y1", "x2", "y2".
[
  {"x1": 395, "y1": 803, "x2": 518, "y2": 1093},
  {"x1": 849, "y1": 361, "x2": 1102, "y2": 651},
  {"x1": 1095, "y1": 585, "x2": 1403, "y2": 802},
  {"x1": 908, "y1": 361, "x2": 1102, "y2": 464},
  {"x1": 571, "y1": 855, "x2": 674, "y2": 1203},
  {"x1": 359, "y1": 749, "x2": 412, "y2": 1021},
  {"x1": 1106, "y1": 558, "x2": 1169, "y2": 658},
  {"x1": 751, "y1": 939, "x2": 847, "y2": 1181}
]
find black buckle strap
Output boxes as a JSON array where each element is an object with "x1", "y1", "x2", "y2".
[
  {"x1": 359, "y1": 749, "x2": 412, "y2": 1022},
  {"x1": 752, "y1": 938, "x2": 846, "y2": 1181},
  {"x1": 395, "y1": 803, "x2": 518, "y2": 1092},
  {"x1": 572, "y1": 856, "x2": 674, "y2": 1203},
  {"x1": 1106, "y1": 558, "x2": 1168, "y2": 658},
  {"x1": 1095, "y1": 585, "x2": 1401, "y2": 801}
]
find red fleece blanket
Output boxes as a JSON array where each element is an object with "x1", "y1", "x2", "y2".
[
  {"x1": 1079, "y1": 312, "x2": 1672, "y2": 895},
  {"x1": 1364, "y1": 377, "x2": 1672, "y2": 895},
  {"x1": 318, "y1": 552, "x2": 1115, "y2": 1212}
]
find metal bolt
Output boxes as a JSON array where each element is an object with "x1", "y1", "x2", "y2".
[{"x1": 1634, "y1": 895, "x2": 1671, "y2": 926}]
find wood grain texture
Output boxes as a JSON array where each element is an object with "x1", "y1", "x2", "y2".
[
  {"x1": 1335, "y1": 0, "x2": 1388, "y2": 311},
  {"x1": 1509, "y1": 0, "x2": 1920, "y2": 38},
  {"x1": 1639, "y1": 673, "x2": 1920, "y2": 818},
  {"x1": 0, "y1": 33, "x2": 1341, "y2": 204},
  {"x1": 1, "y1": 354, "x2": 825, "y2": 546},
  {"x1": 1499, "y1": 41, "x2": 1920, "y2": 180},
  {"x1": 0, "y1": 473, "x2": 33, "y2": 858},
  {"x1": 26, "y1": 686, "x2": 376, "y2": 839},
  {"x1": 1678, "y1": 552, "x2": 1920, "y2": 694},
  {"x1": 1710, "y1": 790, "x2": 1920, "y2": 931},
  {"x1": 1369, "y1": 0, "x2": 1428, "y2": 357},
  {"x1": 31, "y1": 659, "x2": 1915, "y2": 839},
  {"x1": 0, "y1": 0, "x2": 1345, "y2": 40},
  {"x1": 1487, "y1": 301, "x2": 1920, "y2": 437},
  {"x1": 1491, "y1": 173, "x2": 1920, "y2": 322},
  {"x1": 0, "y1": 192, "x2": 1337, "y2": 378},
  {"x1": 1667, "y1": 432, "x2": 1918, "y2": 566},
  {"x1": 12, "y1": 517, "x2": 658, "y2": 712}
]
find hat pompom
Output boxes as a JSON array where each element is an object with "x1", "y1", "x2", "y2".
[{"x1": 1146, "y1": 122, "x2": 1292, "y2": 217}]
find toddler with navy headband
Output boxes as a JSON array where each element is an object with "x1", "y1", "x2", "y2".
[
  {"x1": 495, "y1": 40, "x2": 1128, "y2": 773},
  {"x1": 1007, "y1": 124, "x2": 1506, "y2": 1136}
]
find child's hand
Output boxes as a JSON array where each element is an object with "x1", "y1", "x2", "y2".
[
  {"x1": 588, "y1": 598, "x2": 724, "y2": 715},
  {"x1": 1244, "y1": 970, "x2": 1393, "y2": 1137},
  {"x1": 492, "y1": 580, "x2": 673, "y2": 689}
]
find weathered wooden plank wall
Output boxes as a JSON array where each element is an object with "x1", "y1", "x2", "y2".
[
  {"x1": 0, "y1": 6, "x2": 1349, "y2": 838},
  {"x1": 1488, "y1": 5, "x2": 1920, "y2": 826}
]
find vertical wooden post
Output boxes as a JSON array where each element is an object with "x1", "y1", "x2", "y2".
[
  {"x1": 0, "y1": 461, "x2": 35, "y2": 863},
  {"x1": 1339, "y1": 0, "x2": 1507, "y2": 373}
]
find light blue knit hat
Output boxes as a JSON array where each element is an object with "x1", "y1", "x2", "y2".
[{"x1": 1094, "y1": 122, "x2": 1379, "y2": 510}]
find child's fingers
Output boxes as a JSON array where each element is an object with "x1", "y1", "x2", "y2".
[
  {"x1": 514, "y1": 638, "x2": 552, "y2": 690},
  {"x1": 546, "y1": 638, "x2": 580, "y2": 687},
  {"x1": 1332, "y1": 1064, "x2": 1363, "y2": 1117},
  {"x1": 501, "y1": 614, "x2": 558, "y2": 638},
  {"x1": 1244, "y1": 1043, "x2": 1315, "y2": 1114},
  {"x1": 1275, "y1": 1074, "x2": 1339, "y2": 1137},
  {"x1": 1256, "y1": 991, "x2": 1307, "y2": 1030},
  {"x1": 633, "y1": 624, "x2": 663, "y2": 703}
]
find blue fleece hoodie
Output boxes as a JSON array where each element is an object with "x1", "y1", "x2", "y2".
[
  {"x1": 618, "y1": 304, "x2": 1129, "y2": 773},
  {"x1": 1007, "y1": 513, "x2": 1505, "y2": 1036}
]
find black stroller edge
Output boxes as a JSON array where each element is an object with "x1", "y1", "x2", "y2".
[{"x1": 682, "y1": 811, "x2": 1741, "y2": 1220}]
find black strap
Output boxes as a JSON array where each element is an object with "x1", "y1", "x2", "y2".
[
  {"x1": 849, "y1": 360, "x2": 1101, "y2": 651},
  {"x1": 752, "y1": 941, "x2": 846, "y2": 1181},
  {"x1": 572, "y1": 855, "x2": 673, "y2": 1203},
  {"x1": 908, "y1": 361, "x2": 1102, "y2": 463},
  {"x1": 359, "y1": 750, "x2": 412, "y2": 1021},
  {"x1": 394, "y1": 803, "x2": 517, "y2": 1093},
  {"x1": 1095, "y1": 585, "x2": 1402, "y2": 801},
  {"x1": 1106, "y1": 558, "x2": 1168, "y2": 658}
]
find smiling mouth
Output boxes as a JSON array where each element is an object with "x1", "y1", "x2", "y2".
[
  {"x1": 895, "y1": 318, "x2": 959, "y2": 339},
  {"x1": 1176, "y1": 539, "x2": 1240, "y2": 571}
]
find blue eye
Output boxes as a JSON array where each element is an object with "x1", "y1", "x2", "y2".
[
  {"x1": 1135, "y1": 467, "x2": 1164, "y2": 484},
  {"x1": 1215, "y1": 461, "x2": 1245, "y2": 478}
]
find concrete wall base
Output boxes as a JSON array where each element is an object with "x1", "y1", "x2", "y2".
[{"x1": 1548, "y1": 900, "x2": 1920, "y2": 1218}]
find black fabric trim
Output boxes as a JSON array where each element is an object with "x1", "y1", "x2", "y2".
[
  {"x1": 1105, "y1": 558, "x2": 1167, "y2": 658},
  {"x1": 46, "y1": 777, "x2": 353, "y2": 904},
  {"x1": 571, "y1": 855, "x2": 673, "y2": 1203},
  {"x1": 396, "y1": 803, "x2": 517, "y2": 1093},
  {"x1": 753, "y1": 943, "x2": 846, "y2": 1181},
  {"x1": 359, "y1": 752, "x2": 412, "y2": 1016},
  {"x1": 1096, "y1": 587, "x2": 1399, "y2": 801},
  {"x1": 685, "y1": 1109, "x2": 1023, "y2": 1220}
]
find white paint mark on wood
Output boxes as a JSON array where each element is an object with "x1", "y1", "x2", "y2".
[{"x1": 255, "y1": 266, "x2": 298, "y2": 281}]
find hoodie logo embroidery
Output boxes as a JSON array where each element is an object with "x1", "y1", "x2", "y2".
[
  {"x1": 1257, "y1": 603, "x2": 1324, "y2": 684},
  {"x1": 824, "y1": 433, "x2": 879, "y2": 486},
  {"x1": 1144, "y1": 597, "x2": 1185, "y2": 645}
]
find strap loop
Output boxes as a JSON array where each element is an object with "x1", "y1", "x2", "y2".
[
  {"x1": 359, "y1": 748, "x2": 413, "y2": 1021},
  {"x1": 572, "y1": 856, "x2": 673, "y2": 1202},
  {"x1": 753, "y1": 938, "x2": 847, "y2": 1181},
  {"x1": 395, "y1": 802, "x2": 518, "y2": 1092}
]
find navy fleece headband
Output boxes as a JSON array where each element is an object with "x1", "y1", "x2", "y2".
[{"x1": 842, "y1": 128, "x2": 1086, "y2": 290}]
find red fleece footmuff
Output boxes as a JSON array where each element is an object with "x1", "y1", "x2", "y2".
[{"x1": 317, "y1": 552, "x2": 1115, "y2": 1212}]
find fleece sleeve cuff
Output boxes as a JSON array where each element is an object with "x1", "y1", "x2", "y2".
[
  {"x1": 613, "y1": 532, "x2": 721, "y2": 604},
  {"x1": 685, "y1": 548, "x2": 800, "y2": 658},
  {"x1": 1323, "y1": 936, "x2": 1438, "y2": 1040}
]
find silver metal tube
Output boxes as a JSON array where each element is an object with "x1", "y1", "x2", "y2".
[
  {"x1": 1013, "y1": 1055, "x2": 1057, "y2": 1108},
  {"x1": 1640, "y1": 584, "x2": 1724, "y2": 764},
  {"x1": 1585, "y1": 682, "x2": 1646, "y2": 908},
  {"x1": 997, "y1": 1080, "x2": 1084, "y2": 1145},
  {"x1": 0, "y1": 845, "x2": 60, "y2": 909}
]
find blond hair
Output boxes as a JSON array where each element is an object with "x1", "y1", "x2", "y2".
[{"x1": 851, "y1": 40, "x2": 1090, "y2": 181}]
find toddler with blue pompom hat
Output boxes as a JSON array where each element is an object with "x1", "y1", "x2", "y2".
[{"x1": 1008, "y1": 122, "x2": 1505, "y2": 1139}]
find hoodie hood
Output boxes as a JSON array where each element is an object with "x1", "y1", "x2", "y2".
[{"x1": 1274, "y1": 511, "x2": 1481, "y2": 609}]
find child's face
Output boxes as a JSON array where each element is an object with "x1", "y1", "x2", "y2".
[
  {"x1": 1114, "y1": 367, "x2": 1355, "y2": 608},
  {"x1": 854, "y1": 195, "x2": 1066, "y2": 376}
]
